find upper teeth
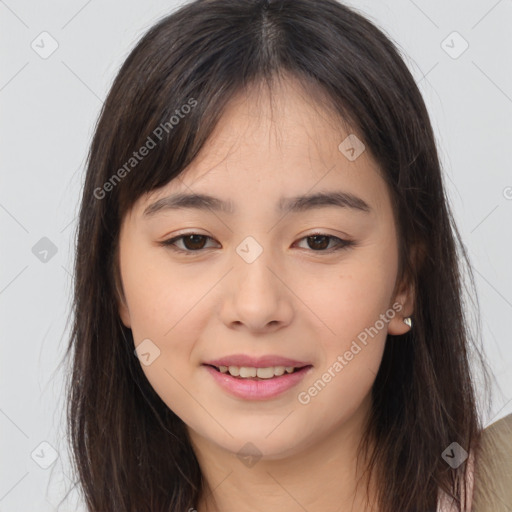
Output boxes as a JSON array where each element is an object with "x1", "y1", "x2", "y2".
[{"x1": 218, "y1": 365, "x2": 297, "y2": 379}]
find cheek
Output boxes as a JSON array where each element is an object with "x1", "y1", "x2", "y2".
[
  {"x1": 121, "y1": 243, "x2": 203, "y2": 339},
  {"x1": 299, "y1": 242, "x2": 398, "y2": 408},
  {"x1": 120, "y1": 245, "x2": 212, "y2": 419},
  {"x1": 310, "y1": 246, "x2": 398, "y2": 344},
  {"x1": 296, "y1": 277, "x2": 391, "y2": 421}
]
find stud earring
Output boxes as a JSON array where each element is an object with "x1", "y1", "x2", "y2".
[{"x1": 403, "y1": 316, "x2": 412, "y2": 328}]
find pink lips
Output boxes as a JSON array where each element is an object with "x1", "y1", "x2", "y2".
[{"x1": 202, "y1": 354, "x2": 313, "y2": 400}]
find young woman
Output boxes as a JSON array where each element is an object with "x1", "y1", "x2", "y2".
[{"x1": 64, "y1": 0, "x2": 510, "y2": 510}]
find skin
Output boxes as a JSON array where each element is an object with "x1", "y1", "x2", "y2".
[{"x1": 117, "y1": 76, "x2": 414, "y2": 512}]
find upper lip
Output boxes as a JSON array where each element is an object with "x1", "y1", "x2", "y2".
[{"x1": 203, "y1": 354, "x2": 312, "y2": 368}]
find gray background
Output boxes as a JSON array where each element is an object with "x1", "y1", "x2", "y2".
[{"x1": 1, "y1": 0, "x2": 511, "y2": 510}]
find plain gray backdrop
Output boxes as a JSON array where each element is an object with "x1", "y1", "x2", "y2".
[{"x1": 1, "y1": 0, "x2": 511, "y2": 510}]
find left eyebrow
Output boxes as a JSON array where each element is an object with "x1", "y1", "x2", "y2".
[{"x1": 142, "y1": 190, "x2": 372, "y2": 217}]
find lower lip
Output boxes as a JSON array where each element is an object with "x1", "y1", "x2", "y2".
[{"x1": 203, "y1": 364, "x2": 313, "y2": 400}]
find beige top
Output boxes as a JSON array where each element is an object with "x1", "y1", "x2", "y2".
[{"x1": 437, "y1": 413, "x2": 512, "y2": 512}]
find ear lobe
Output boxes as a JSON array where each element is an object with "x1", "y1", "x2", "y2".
[{"x1": 387, "y1": 277, "x2": 415, "y2": 336}]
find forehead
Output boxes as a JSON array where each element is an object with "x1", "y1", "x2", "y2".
[{"x1": 133, "y1": 77, "x2": 391, "y2": 220}]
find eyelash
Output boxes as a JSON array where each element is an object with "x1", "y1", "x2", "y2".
[{"x1": 159, "y1": 232, "x2": 355, "y2": 255}]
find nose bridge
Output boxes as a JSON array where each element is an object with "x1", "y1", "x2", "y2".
[
  {"x1": 221, "y1": 233, "x2": 293, "y2": 330},
  {"x1": 234, "y1": 233, "x2": 279, "y2": 300}
]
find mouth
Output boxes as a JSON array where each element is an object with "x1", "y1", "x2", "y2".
[
  {"x1": 202, "y1": 362, "x2": 314, "y2": 400},
  {"x1": 203, "y1": 363, "x2": 312, "y2": 380}
]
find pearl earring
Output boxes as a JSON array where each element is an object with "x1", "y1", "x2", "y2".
[{"x1": 403, "y1": 316, "x2": 412, "y2": 328}]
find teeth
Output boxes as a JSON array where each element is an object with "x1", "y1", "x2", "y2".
[
  {"x1": 216, "y1": 365, "x2": 300, "y2": 379},
  {"x1": 255, "y1": 367, "x2": 274, "y2": 379},
  {"x1": 239, "y1": 367, "x2": 257, "y2": 378}
]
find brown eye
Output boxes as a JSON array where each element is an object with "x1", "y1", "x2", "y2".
[
  {"x1": 180, "y1": 234, "x2": 208, "y2": 250},
  {"x1": 306, "y1": 235, "x2": 331, "y2": 250},
  {"x1": 296, "y1": 234, "x2": 353, "y2": 252},
  {"x1": 160, "y1": 233, "x2": 217, "y2": 253}
]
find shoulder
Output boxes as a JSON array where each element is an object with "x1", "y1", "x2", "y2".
[{"x1": 472, "y1": 413, "x2": 512, "y2": 511}]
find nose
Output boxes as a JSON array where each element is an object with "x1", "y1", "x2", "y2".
[{"x1": 219, "y1": 245, "x2": 294, "y2": 334}]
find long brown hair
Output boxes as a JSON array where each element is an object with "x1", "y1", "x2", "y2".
[{"x1": 63, "y1": 0, "x2": 493, "y2": 510}]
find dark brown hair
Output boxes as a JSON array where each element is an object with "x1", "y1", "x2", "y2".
[{"x1": 63, "y1": 0, "x2": 493, "y2": 510}]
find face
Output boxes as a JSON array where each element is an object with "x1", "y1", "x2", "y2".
[{"x1": 117, "y1": 78, "x2": 413, "y2": 461}]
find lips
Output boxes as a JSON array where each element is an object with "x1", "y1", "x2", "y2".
[
  {"x1": 203, "y1": 363, "x2": 313, "y2": 400},
  {"x1": 203, "y1": 354, "x2": 311, "y2": 368}
]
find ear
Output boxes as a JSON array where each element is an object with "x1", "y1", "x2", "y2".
[
  {"x1": 113, "y1": 258, "x2": 131, "y2": 328},
  {"x1": 118, "y1": 296, "x2": 132, "y2": 329},
  {"x1": 387, "y1": 274, "x2": 415, "y2": 336}
]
